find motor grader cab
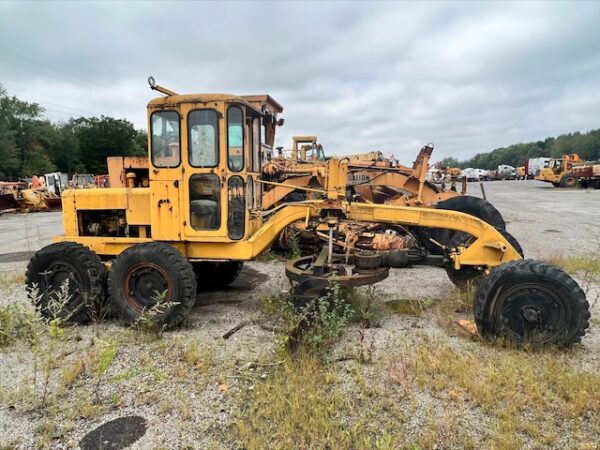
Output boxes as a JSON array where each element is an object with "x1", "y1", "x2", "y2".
[
  {"x1": 290, "y1": 136, "x2": 326, "y2": 162},
  {"x1": 25, "y1": 79, "x2": 590, "y2": 348},
  {"x1": 536, "y1": 153, "x2": 582, "y2": 188}
]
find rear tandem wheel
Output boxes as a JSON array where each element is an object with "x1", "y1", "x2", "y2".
[
  {"x1": 107, "y1": 242, "x2": 196, "y2": 328},
  {"x1": 25, "y1": 242, "x2": 106, "y2": 323},
  {"x1": 193, "y1": 261, "x2": 244, "y2": 291}
]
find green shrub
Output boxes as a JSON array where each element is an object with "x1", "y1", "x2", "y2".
[
  {"x1": 0, "y1": 302, "x2": 41, "y2": 347},
  {"x1": 298, "y1": 285, "x2": 355, "y2": 351}
]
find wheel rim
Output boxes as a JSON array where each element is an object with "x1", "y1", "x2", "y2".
[
  {"x1": 123, "y1": 262, "x2": 172, "y2": 314},
  {"x1": 492, "y1": 282, "x2": 568, "y2": 344},
  {"x1": 566, "y1": 177, "x2": 576, "y2": 187}
]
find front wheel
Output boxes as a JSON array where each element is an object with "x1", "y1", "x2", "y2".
[
  {"x1": 445, "y1": 228, "x2": 524, "y2": 289},
  {"x1": 559, "y1": 174, "x2": 578, "y2": 188},
  {"x1": 474, "y1": 260, "x2": 590, "y2": 347}
]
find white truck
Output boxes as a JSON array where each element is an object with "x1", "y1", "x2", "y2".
[
  {"x1": 497, "y1": 165, "x2": 516, "y2": 180},
  {"x1": 44, "y1": 172, "x2": 69, "y2": 195},
  {"x1": 462, "y1": 168, "x2": 490, "y2": 181},
  {"x1": 525, "y1": 157, "x2": 550, "y2": 179}
]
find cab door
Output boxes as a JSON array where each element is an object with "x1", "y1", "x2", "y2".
[
  {"x1": 148, "y1": 109, "x2": 183, "y2": 241},
  {"x1": 181, "y1": 103, "x2": 228, "y2": 240}
]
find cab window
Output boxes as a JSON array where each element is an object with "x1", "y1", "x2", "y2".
[
  {"x1": 227, "y1": 106, "x2": 244, "y2": 171},
  {"x1": 151, "y1": 111, "x2": 180, "y2": 168},
  {"x1": 228, "y1": 176, "x2": 245, "y2": 239},
  {"x1": 189, "y1": 109, "x2": 218, "y2": 167},
  {"x1": 246, "y1": 176, "x2": 254, "y2": 209},
  {"x1": 252, "y1": 117, "x2": 261, "y2": 172},
  {"x1": 190, "y1": 174, "x2": 220, "y2": 230}
]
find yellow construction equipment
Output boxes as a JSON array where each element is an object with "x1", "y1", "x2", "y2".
[
  {"x1": 535, "y1": 153, "x2": 582, "y2": 188},
  {"x1": 262, "y1": 139, "x2": 466, "y2": 209},
  {"x1": 25, "y1": 78, "x2": 590, "y2": 347},
  {"x1": 262, "y1": 138, "x2": 501, "y2": 252}
]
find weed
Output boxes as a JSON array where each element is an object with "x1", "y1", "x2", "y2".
[
  {"x1": 355, "y1": 322, "x2": 375, "y2": 363},
  {"x1": 0, "y1": 440, "x2": 22, "y2": 450},
  {"x1": 231, "y1": 353, "x2": 399, "y2": 450},
  {"x1": 263, "y1": 285, "x2": 387, "y2": 355},
  {"x1": 134, "y1": 290, "x2": 178, "y2": 338},
  {"x1": 0, "y1": 302, "x2": 42, "y2": 347},
  {"x1": 35, "y1": 421, "x2": 64, "y2": 448},
  {"x1": 256, "y1": 248, "x2": 281, "y2": 262},
  {"x1": 111, "y1": 367, "x2": 165, "y2": 383},
  {"x1": 547, "y1": 252, "x2": 600, "y2": 276},
  {"x1": 61, "y1": 358, "x2": 85, "y2": 387},
  {"x1": 95, "y1": 340, "x2": 119, "y2": 376},
  {"x1": 345, "y1": 285, "x2": 385, "y2": 326},
  {"x1": 284, "y1": 231, "x2": 302, "y2": 259},
  {"x1": 385, "y1": 298, "x2": 435, "y2": 316},
  {"x1": 293, "y1": 284, "x2": 356, "y2": 353},
  {"x1": 433, "y1": 284, "x2": 477, "y2": 333},
  {"x1": 261, "y1": 293, "x2": 295, "y2": 321},
  {"x1": 0, "y1": 270, "x2": 25, "y2": 288},
  {"x1": 545, "y1": 252, "x2": 600, "y2": 310},
  {"x1": 407, "y1": 338, "x2": 600, "y2": 445}
]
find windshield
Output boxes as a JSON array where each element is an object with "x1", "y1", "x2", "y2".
[{"x1": 151, "y1": 111, "x2": 180, "y2": 168}]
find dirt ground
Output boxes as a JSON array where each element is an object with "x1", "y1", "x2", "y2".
[{"x1": 0, "y1": 180, "x2": 598, "y2": 449}]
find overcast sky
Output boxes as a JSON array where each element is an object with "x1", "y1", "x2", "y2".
[{"x1": 1, "y1": 1, "x2": 599, "y2": 164}]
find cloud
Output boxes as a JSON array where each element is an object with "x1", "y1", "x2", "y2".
[{"x1": 0, "y1": 1, "x2": 599, "y2": 165}]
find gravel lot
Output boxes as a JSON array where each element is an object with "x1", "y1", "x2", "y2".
[{"x1": 0, "y1": 180, "x2": 598, "y2": 449}]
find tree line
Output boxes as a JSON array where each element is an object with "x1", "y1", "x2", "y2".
[
  {"x1": 439, "y1": 129, "x2": 600, "y2": 170},
  {"x1": 2, "y1": 84, "x2": 599, "y2": 178},
  {"x1": 0, "y1": 84, "x2": 147, "y2": 180}
]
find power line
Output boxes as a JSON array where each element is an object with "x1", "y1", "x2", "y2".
[
  {"x1": 0, "y1": 57, "x2": 144, "y2": 119},
  {"x1": 0, "y1": 56, "x2": 87, "y2": 90},
  {"x1": 26, "y1": 98, "x2": 100, "y2": 116},
  {"x1": 0, "y1": 48, "x2": 148, "y2": 103}
]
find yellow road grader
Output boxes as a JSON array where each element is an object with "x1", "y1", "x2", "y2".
[
  {"x1": 261, "y1": 136, "x2": 505, "y2": 254},
  {"x1": 25, "y1": 78, "x2": 590, "y2": 347}
]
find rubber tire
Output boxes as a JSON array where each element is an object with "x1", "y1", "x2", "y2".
[
  {"x1": 436, "y1": 196, "x2": 506, "y2": 230},
  {"x1": 193, "y1": 261, "x2": 243, "y2": 291},
  {"x1": 354, "y1": 251, "x2": 382, "y2": 269},
  {"x1": 107, "y1": 242, "x2": 196, "y2": 328},
  {"x1": 445, "y1": 228, "x2": 524, "y2": 289},
  {"x1": 551, "y1": 182, "x2": 560, "y2": 187},
  {"x1": 474, "y1": 259, "x2": 590, "y2": 347},
  {"x1": 427, "y1": 196, "x2": 506, "y2": 253},
  {"x1": 25, "y1": 242, "x2": 105, "y2": 323},
  {"x1": 284, "y1": 191, "x2": 306, "y2": 203},
  {"x1": 559, "y1": 174, "x2": 578, "y2": 188}
]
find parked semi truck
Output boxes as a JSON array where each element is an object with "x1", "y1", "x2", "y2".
[{"x1": 525, "y1": 157, "x2": 550, "y2": 179}]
